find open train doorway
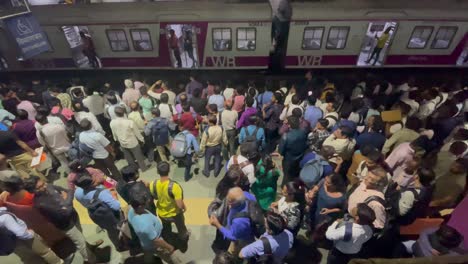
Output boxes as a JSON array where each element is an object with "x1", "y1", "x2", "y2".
[
  {"x1": 357, "y1": 22, "x2": 397, "y2": 67},
  {"x1": 165, "y1": 24, "x2": 199, "y2": 69}
]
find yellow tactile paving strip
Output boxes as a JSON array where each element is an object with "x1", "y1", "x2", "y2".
[{"x1": 74, "y1": 197, "x2": 212, "y2": 225}]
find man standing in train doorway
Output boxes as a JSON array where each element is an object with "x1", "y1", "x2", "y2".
[
  {"x1": 269, "y1": 0, "x2": 292, "y2": 53},
  {"x1": 169, "y1": 29, "x2": 183, "y2": 68},
  {"x1": 365, "y1": 27, "x2": 393, "y2": 66}
]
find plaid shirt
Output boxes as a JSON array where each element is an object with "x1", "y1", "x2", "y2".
[{"x1": 308, "y1": 129, "x2": 330, "y2": 151}]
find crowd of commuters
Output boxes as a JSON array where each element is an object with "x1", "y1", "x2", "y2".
[{"x1": 0, "y1": 71, "x2": 467, "y2": 264}]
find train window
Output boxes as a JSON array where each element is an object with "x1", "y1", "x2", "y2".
[
  {"x1": 130, "y1": 29, "x2": 153, "y2": 51},
  {"x1": 407, "y1": 26, "x2": 433, "y2": 49},
  {"x1": 213, "y1": 28, "x2": 232, "y2": 51},
  {"x1": 431, "y1": 26, "x2": 457, "y2": 49},
  {"x1": 106, "y1": 29, "x2": 130, "y2": 52},
  {"x1": 302, "y1": 27, "x2": 324, "y2": 50},
  {"x1": 326, "y1": 27, "x2": 349, "y2": 49},
  {"x1": 237, "y1": 28, "x2": 256, "y2": 51}
]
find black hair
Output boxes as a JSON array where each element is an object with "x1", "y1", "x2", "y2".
[
  {"x1": 212, "y1": 252, "x2": 235, "y2": 264},
  {"x1": 208, "y1": 114, "x2": 217, "y2": 125},
  {"x1": 287, "y1": 116, "x2": 300, "y2": 129},
  {"x1": 160, "y1": 93, "x2": 169, "y2": 104},
  {"x1": 121, "y1": 165, "x2": 138, "y2": 183},
  {"x1": 208, "y1": 104, "x2": 218, "y2": 113},
  {"x1": 129, "y1": 191, "x2": 149, "y2": 209},
  {"x1": 157, "y1": 161, "x2": 170, "y2": 176},
  {"x1": 405, "y1": 117, "x2": 422, "y2": 132},
  {"x1": 151, "y1": 108, "x2": 160, "y2": 117},
  {"x1": 292, "y1": 107, "x2": 303, "y2": 118},
  {"x1": 291, "y1": 94, "x2": 300, "y2": 105},
  {"x1": 1, "y1": 176, "x2": 24, "y2": 193},
  {"x1": 74, "y1": 171, "x2": 94, "y2": 189},
  {"x1": 247, "y1": 115, "x2": 258, "y2": 125},
  {"x1": 318, "y1": 118, "x2": 329, "y2": 128},
  {"x1": 357, "y1": 203, "x2": 376, "y2": 226},
  {"x1": 106, "y1": 94, "x2": 118, "y2": 105},
  {"x1": 266, "y1": 211, "x2": 287, "y2": 235},
  {"x1": 273, "y1": 92, "x2": 283, "y2": 104},
  {"x1": 245, "y1": 96, "x2": 254, "y2": 107},
  {"x1": 436, "y1": 224, "x2": 464, "y2": 249},
  {"x1": 328, "y1": 173, "x2": 346, "y2": 192},
  {"x1": 17, "y1": 109, "x2": 29, "y2": 120},
  {"x1": 35, "y1": 114, "x2": 47, "y2": 125},
  {"x1": 215, "y1": 166, "x2": 247, "y2": 199},
  {"x1": 339, "y1": 125, "x2": 353, "y2": 138},
  {"x1": 182, "y1": 103, "x2": 191, "y2": 112},
  {"x1": 307, "y1": 95, "x2": 317, "y2": 106},
  {"x1": 417, "y1": 167, "x2": 435, "y2": 187},
  {"x1": 284, "y1": 180, "x2": 306, "y2": 209},
  {"x1": 370, "y1": 115, "x2": 384, "y2": 133},
  {"x1": 36, "y1": 106, "x2": 50, "y2": 116},
  {"x1": 68, "y1": 160, "x2": 86, "y2": 173},
  {"x1": 24, "y1": 176, "x2": 40, "y2": 193}
]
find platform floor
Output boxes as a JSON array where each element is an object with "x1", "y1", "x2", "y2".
[{"x1": 2, "y1": 158, "x2": 328, "y2": 264}]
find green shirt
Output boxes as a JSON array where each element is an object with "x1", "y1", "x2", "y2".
[{"x1": 251, "y1": 160, "x2": 280, "y2": 210}]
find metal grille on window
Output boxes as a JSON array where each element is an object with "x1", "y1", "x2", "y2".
[
  {"x1": 237, "y1": 28, "x2": 256, "y2": 51},
  {"x1": 302, "y1": 27, "x2": 323, "y2": 50},
  {"x1": 107, "y1": 30, "x2": 129, "y2": 51},
  {"x1": 431, "y1": 27, "x2": 457, "y2": 49},
  {"x1": 408, "y1": 26, "x2": 433, "y2": 49},
  {"x1": 326, "y1": 27, "x2": 349, "y2": 49},
  {"x1": 213, "y1": 28, "x2": 232, "y2": 51},
  {"x1": 131, "y1": 29, "x2": 153, "y2": 51}
]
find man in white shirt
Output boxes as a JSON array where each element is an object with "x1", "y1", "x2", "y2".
[
  {"x1": 161, "y1": 81, "x2": 177, "y2": 106},
  {"x1": 158, "y1": 93, "x2": 177, "y2": 120},
  {"x1": 35, "y1": 114, "x2": 71, "y2": 172},
  {"x1": 221, "y1": 101, "x2": 239, "y2": 159},
  {"x1": 110, "y1": 106, "x2": 147, "y2": 171},
  {"x1": 105, "y1": 93, "x2": 128, "y2": 120},
  {"x1": 73, "y1": 102, "x2": 105, "y2": 135},
  {"x1": 83, "y1": 87, "x2": 105, "y2": 117},
  {"x1": 326, "y1": 203, "x2": 375, "y2": 264},
  {"x1": 79, "y1": 119, "x2": 122, "y2": 180},
  {"x1": 226, "y1": 144, "x2": 257, "y2": 185},
  {"x1": 322, "y1": 126, "x2": 356, "y2": 161},
  {"x1": 208, "y1": 86, "x2": 225, "y2": 112},
  {"x1": 279, "y1": 94, "x2": 302, "y2": 121}
]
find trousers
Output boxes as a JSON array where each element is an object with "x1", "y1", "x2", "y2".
[
  {"x1": 121, "y1": 145, "x2": 146, "y2": 171},
  {"x1": 203, "y1": 145, "x2": 222, "y2": 177},
  {"x1": 19, "y1": 233, "x2": 62, "y2": 264},
  {"x1": 94, "y1": 155, "x2": 122, "y2": 181}
]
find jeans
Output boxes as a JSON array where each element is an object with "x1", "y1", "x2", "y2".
[
  {"x1": 94, "y1": 155, "x2": 122, "y2": 181},
  {"x1": 184, "y1": 153, "x2": 193, "y2": 181},
  {"x1": 265, "y1": 128, "x2": 280, "y2": 154},
  {"x1": 367, "y1": 47, "x2": 383, "y2": 65},
  {"x1": 172, "y1": 48, "x2": 182, "y2": 68},
  {"x1": 20, "y1": 233, "x2": 62, "y2": 264},
  {"x1": 203, "y1": 145, "x2": 222, "y2": 177},
  {"x1": 160, "y1": 213, "x2": 189, "y2": 241},
  {"x1": 121, "y1": 145, "x2": 147, "y2": 171}
]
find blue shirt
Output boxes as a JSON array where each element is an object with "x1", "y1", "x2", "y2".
[
  {"x1": 220, "y1": 192, "x2": 256, "y2": 242},
  {"x1": 128, "y1": 208, "x2": 162, "y2": 251},
  {"x1": 0, "y1": 207, "x2": 33, "y2": 240},
  {"x1": 239, "y1": 125, "x2": 265, "y2": 147},
  {"x1": 74, "y1": 187, "x2": 121, "y2": 212},
  {"x1": 240, "y1": 230, "x2": 294, "y2": 264},
  {"x1": 356, "y1": 132, "x2": 386, "y2": 151},
  {"x1": 208, "y1": 94, "x2": 225, "y2": 112},
  {"x1": 182, "y1": 130, "x2": 200, "y2": 154},
  {"x1": 257, "y1": 91, "x2": 273, "y2": 109},
  {"x1": 304, "y1": 105, "x2": 323, "y2": 129},
  {"x1": 299, "y1": 152, "x2": 333, "y2": 176}
]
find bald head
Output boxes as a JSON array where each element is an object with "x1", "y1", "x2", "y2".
[{"x1": 227, "y1": 187, "x2": 246, "y2": 208}]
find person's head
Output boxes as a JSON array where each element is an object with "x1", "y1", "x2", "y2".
[
  {"x1": 24, "y1": 176, "x2": 47, "y2": 193},
  {"x1": 114, "y1": 106, "x2": 126, "y2": 117},
  {"x1": 182, "y1": 103, "x2": 191, "y2": 113},
  {"x1": 129, "y1": 191, "x2": 150, "y2": 212},
  {"x1": 355, "y1": 203, "x2": 376, "y2": 226},
  {"x1": 319, "y1": 145, "x2": 336, "y2": 160},
  {"x1": 0, "y1": 174, "x2": 24, "y2": 194},
  {"x1": 208, "y1": 104, "x2": 218, "y2": 114},
  {"x1": 124, "y1": 79, "x2": 134, "y2": 89},
  {"x1": 36, "y1": 106, "x2": 50, "y2": 116},
  {"x1": 326, "y1": 102, "x2": 337, "y2": 113},
  {"x1": 225, "y1": 100, "x2": 232, "y2": 110},
  {"x1": 362, "y1": 146, "x2": 383, "y2": 169},
  {"x1": 405, "y1": 117, "x2": 422, "y2": 132},
  {"x1": 287, "y1": 116, "x2": 300, "y2": 130},
  {"x1": 239, "y1": 142, "x2": 260, "y2": 162},
  {"x1": 450, "y1": 158, "x2": 468, "y2": 174},
  {"x1": 79, "y1": 119, "x2": 92, "y2": 131},
  {"x1": 157, "y1": 161, "x2": 170, "y2": 177},
  {"x1": 434, "y1": 224, "x2": 464, "y2": 250},
  {"x1": 265, "y1": 211, "x2": 287, "y2": 236},
  {"x1": 169, "y1": 29, "x2": 175, "y2": 36},
  {"x1": 416, "y1": 167, "x2": 435, "y2": 187},
  {"x1": 449, "y1": 141, "x2": 468, "y2": 157},
  {"x1": 74, "y1": 171, "x2": 94, "y2": 190},
  {"x1": 226, "y1": 187, "x2": 246, "y2": 209},
  {"x1": 68, "y1": 159, "x2": 86, "y2": 173},
  {"x1": 121, "y1": 165, "x2": 139, "y2": 183},
  {"x1": 35, "y1": 114, "x2": 48, "y2": 125},
  {"x1": 307, "y1": 95, "x2": 317, "y2": 106},
  {"x1": 140, "y1": 86, "x2": 148, "y2": 96},
  {"x1": 282, "y1": 180, "x2": 306, "y2": 204},
  {"x1": 151, "y1": 108, "x2": 161, "y2": 118},
  {"x1": 160, "y1": 93, "x2": 169, "y2": 104},
  {"x1": 130, "y1": 101, "x2": 140, "y2": 112},
  {"x1": 369, "y1": 115, "x2": 384, "y2": 133},
  {"x1": 364, "y1": 166, "x2": 389, "y2": 191},
  {"x1": 316, "y1": 118, "x2": 329, "y2": 130},
  {"x1": 291, "y1": 94, "x2": 300, "y2": 105},
  {"x1": 410, "y1": 136, "x2": 430, "y2": 153},
  {"x1": 214, "y1": 85, "x2": 222, "y2": 95},
  {"x1": 17, "y1": 109, "x2": 29, "y2": 120},
  {"x1": 292, "y1": 108, "x2": 303, "y2": 119},
  {"x1": 272, "y1": 92, "x2": 282, "y2": 104},
  {"x1": 212, "y1": 252, "x2": 235, "y2": 264},
  {"x1": 179, "y1": 93, "x2": 188, "y2": 104},
  {"x1": 245, "y1": 96, "x2": 254, "y2": 107},
  {"x1": 106, "y1": 93, "x2": 118, "y2": 105},
  {"x1": 324, "y1": 173, "x2": 346, "y2": 193},
  {"x1": 336, "y1": 126, "x2": 353, "y2": 139},
  {"x1": 305, "y1": 71, "x2": 313, "y2": 80},
  {"x1": 208, "y1": 114, "x2": 218, "y2": 125}
]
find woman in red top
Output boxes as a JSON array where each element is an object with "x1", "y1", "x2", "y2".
[{"x1": 0, "y1": 174, "x2": 34, "y2": 206}]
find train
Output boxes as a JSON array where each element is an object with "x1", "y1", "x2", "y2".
[{"x1": 1, "y1": 0, "x2": 468, "y2": 71}]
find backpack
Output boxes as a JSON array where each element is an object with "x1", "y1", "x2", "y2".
[
  {"x1": 363, "y1": 195, "x2": 392, "y2": 238},
  {"x1": 244, "y1": 126, "x2": 260, "y2": 149},
  {"x1": 151, "y1": 180, "x2": 182, "y2": 200},
  {"x1": 299, "y1": 155, "x2": 328, "y2": 188},
  {"x1": 232, "y1": 199, "x2": 266, "y2": 238},
  {"x1": 170, "y1": 131, "x2": 189, "y2": 158},
  {"x1": 85, "y1": 189, "x2": 119, "y2": 227},
  {"x1": 52, "y1": 108, "x2": 79, "y2": 139},
  {"x1": 252, "y1": 237, "x2": 274, "y2": 264},
  {"x1": 150, "y1": 118, "x2": 170, "y2": 146},
  {"x1": 0, "y1": 212, "x2": 18, "y2": 256}
]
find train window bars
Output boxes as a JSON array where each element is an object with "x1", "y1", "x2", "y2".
[
  {"x1": 431, "y1": 26, "x2": 458, "y2": 49},
  {"x1": 326, "y1": 27, "x2": 349, "y2": 49},
  {"x1": 237, "y1": 28, "x2": 256, "y2": 51},
  {"x1": 130, "y1": 29, "x2": 153, "y2": 51},
  {"x1": 407, "y1": 26, "x2": 433, "y2": 49},
  {"x1": 213, "y1": 28, "x2": 232, "y2": 51},
  {"x1": 106, "y1": 29, "x2": 130, "y2": 52},
  {"x1": 302, "y1": 27, "x2": 324, "y2": 50}
]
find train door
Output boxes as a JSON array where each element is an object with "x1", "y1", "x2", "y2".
[
  {"x1": 165, "y1": 24, "x2": 199, "y2": 68},
  {"x1": 456, "y1": 40, "x2": 468, "y2": 66},
  {"x1": 357, "y1": 22, "x2": 397, "y2": 67},
  {"x1": 61, "y1": 25, "x2": 101, "y2": 69}
]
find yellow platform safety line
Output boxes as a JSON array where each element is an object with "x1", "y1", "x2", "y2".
[{"x1": 73, "y1": 197, "x2": 213, "y2": 226}]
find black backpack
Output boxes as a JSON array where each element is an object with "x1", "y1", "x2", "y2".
[
  {"x1": 232, "y1": 199, "x2": 266, "y2": 238},
  {"x1": 0, "y1": 212, "x2": 18, "y2": 256},
  {"x1": 250, "y1": 237, "x2": 274, "y2": 264},
  {"x1": 86, "y1": 189, "x2": 119, "y2": 226},
  {"x1": 244, "y1": 126, "x2": 260, "y2": 148},
  {"x1": 151, "y1": 180, "x2": 182, "y2": 200}
]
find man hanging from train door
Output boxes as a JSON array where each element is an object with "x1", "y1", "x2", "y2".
[
  {"x1": 169, "y1": 29, "x2": 183, "y2": 68},
  {"x1": 80, "y1": 30, "x2": 100, "y2": 68},
  {"x1": 269, "y1": 0, "x2": 292, "y2": 53}
]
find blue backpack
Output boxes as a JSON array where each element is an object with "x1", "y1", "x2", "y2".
[
  {"x1": 299, "y1": 154, "x2": 329, "y2": 188},
  {"x1": 151, "y1": 118, "x2": 170, "y2": 146}
]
